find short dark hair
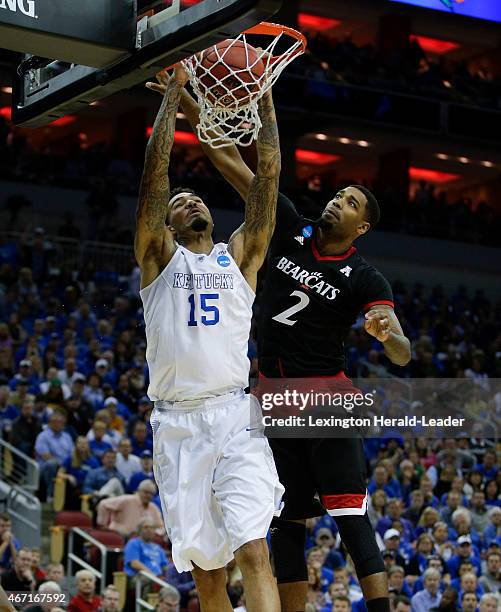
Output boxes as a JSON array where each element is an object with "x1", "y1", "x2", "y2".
[
  {"x1": 166, "y1": 186, "x2": 197, "y2": 224},
  {"x1": 332, "y1": 595, "x2": 351, "y2": 605},
  {"x1": 461, "y1": 591, "x2": 477, "y2": 602},
  {"x1": 351, "y1": 185, "x2": 380, "y2": 228}
]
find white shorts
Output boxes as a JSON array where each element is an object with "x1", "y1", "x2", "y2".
[{"x1": 150, "y1": 389, "x2": 284, "y2": 572}]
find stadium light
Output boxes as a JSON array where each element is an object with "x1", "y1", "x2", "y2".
[
  {"x1": 410, "y1": 35, "x2": 459, "y2": 55},
  {"x1": 298, "y1": 13, "x2": 341, "y2": 32},
  {"x1": 296, "y1": 149, "x2": 340, "y2": 165},
  {"x1": 409, "y1": 167, "x2": 460, "y2": 184}
]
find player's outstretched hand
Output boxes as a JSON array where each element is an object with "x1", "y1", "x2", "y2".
[
  {"x1": 364, "y1": 309, "x2": 391, "y2": 342},
  {"x1": 146, "y1": 63, "x2": 189, "y2": 94}
]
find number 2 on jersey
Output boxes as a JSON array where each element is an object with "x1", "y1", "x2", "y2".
[
  {"x1": 188, "y1": 293, "x2": 220, "y2": 326},
  {"x1": 272, "y1": 290, "x2": 310, "y2": 326}
]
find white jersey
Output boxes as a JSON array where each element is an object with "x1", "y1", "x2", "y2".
[{"x1": 140, "y1": 243, "x2": 254, "y2": 402}]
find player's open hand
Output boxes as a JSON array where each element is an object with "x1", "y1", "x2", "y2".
[
  {"x1": 146, "y1": 64, "x2": 189, "y2": 94},
  {"x1": 364, "y1": 309, "x2": 391, "y2": 342}
]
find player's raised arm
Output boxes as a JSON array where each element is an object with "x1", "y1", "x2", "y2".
[
  {"x1": 135, "y1": 66, "x2": 188, "y2": 288},
  {"x1": 230, "y1": 89, "x2": 280, "y2": 291},
  {"x1": 181, "y1": 88, "x2": 255, "y2": 200},
  {"x1": 147, "y1": 71, "x2": 254, "y2": 201}
]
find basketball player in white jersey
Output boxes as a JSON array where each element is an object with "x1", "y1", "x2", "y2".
[{"x1": 136, "y1": 65, "x2": 284, "y2": 612}]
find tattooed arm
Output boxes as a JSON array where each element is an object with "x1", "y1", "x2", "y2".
[
  {"x1": 228, "y1": 90, "x2": 280, "y2": 292},
  {"x1": 180, "y1": 89, "x2": 254, "y2": 200},
  {"x1": 135, "y1": 67, "x2": 188, "y2": 289},
  {"x1": 146, "y1": 71, "x2": 254, "y2": 201}
]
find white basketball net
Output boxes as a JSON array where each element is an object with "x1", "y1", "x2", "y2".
[{"x1": 182, "y1": 24, "x2": 306, "y2": 148}]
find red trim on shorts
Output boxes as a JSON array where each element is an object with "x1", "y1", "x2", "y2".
[
  {"x1": 363, "y1": 300, "x2": 394, "y2": 312},
  {"x1": 311, "y1": 240, "x2": 356, "y2": 261},
  {"x1": 321, "y1": 493, "x2": 366, "y2": 510}
]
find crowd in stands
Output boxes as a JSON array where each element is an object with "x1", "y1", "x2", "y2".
[
  {"x1": 1, "y1": 136, "x2": 500, "y2": 249},
  {"x1": 0, "y1": 223, "x2": 500, "y2": 612},
  {"x1": 300, "y1": 31, "x2": 501, "y2": 110}
]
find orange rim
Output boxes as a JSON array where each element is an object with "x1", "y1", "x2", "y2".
[
  {"x1": 160, "y1": 21, "x2": 306, "y2": 74},
  {"x1": 244, "y1": 21, "x2": 307, "y2": 54}
]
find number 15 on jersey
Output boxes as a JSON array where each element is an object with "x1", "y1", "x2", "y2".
[{"x1": 188, "y1": 293, "x2": 220, "y2": 326}]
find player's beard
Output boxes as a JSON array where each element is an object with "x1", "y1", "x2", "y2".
[
  {"x1": 318, "y1": 216, "x2": 333, "y2": 231},
  {"x1": 317, "y1": 215, "x2": 347, "y2": 240},
  {"x1": 191, "y1": 217, "x2": 209, "y2": 232}
]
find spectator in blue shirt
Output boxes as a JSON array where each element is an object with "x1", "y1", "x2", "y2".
[
  {"x1": 376, "y1": 499, "x2": 414, "y2": 543},
  {"x1": 447, "y1": 535, "x2": 482, "y2": 579},
  {"x1": 34, "y1": 411, "x2": 74, "y2": 499},
  {"x1": 88, "y1": 420, "x2": 113, "y2": 460},
  {"x1": 57, "y1": 436, "x2": 100, "y2": 510},
  {"x1": 406, "y1": 533, "x2": 435, "y2": 578},
  {"x1": 387, "y1": 566, "x2": 412, "y2": 599},
  {"x1": 10, "y1": 359, "x2": 39, "y2": 392},
  {"x1": 0, "y1": 514, "x2": 20, "y2": 569},
  {"x1": 484, "y1": 480, "x2": 501, "y2": 508},
  {"x1": 95, "y1": 359, "x2": 117, "y2": 387},
  {"x1": 382, "y1": 529, "x2": 411, "y2": 568},
  {"x1": 130, "y1": 421, "x2": 153, "y2": 457},
  {"x1": 164, "y1": 560, "x2": 195, "y2": 608},
  {"x1": 415, "y1": 506, "x2": 441, "y2": 539},
  {"x1": 83, "y1": 373, "x2": 104, "y2": 411},
  {"x1": 368, "y1": 465, "x2": 401, "y2": 499},
  {"x1": 474, "y1": 449, "x2": 498, "y2": 481},
  {"x1": 124, "y1": 518, "x2": 168, "y2": 580},
  {"x1": 457, "y1": 570, "x2": 484, "y2": 602},
  {"x1": 82, "y1": 449, "x2": 125, "y2": 499},
  {"x1": 451, "y1": 509, "x2": 483, "y2": 553},
  {"x1": 410, "y1": 568, "x2": 442, "y2": 612},
  {"x1": 128, "y1": 451, "x2": 155, "y2": 493}
]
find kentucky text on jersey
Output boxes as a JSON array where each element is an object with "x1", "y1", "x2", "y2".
[
  {"x1": 276, "y1": 257, "x2": 341, "y2": 300},
  {"x1": 173, "y1": 272, "x2": 235, "y2": 290}
]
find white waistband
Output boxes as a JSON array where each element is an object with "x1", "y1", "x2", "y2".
[{"x1": 154, "y1": 389, "x2": 245, "y2": 411}]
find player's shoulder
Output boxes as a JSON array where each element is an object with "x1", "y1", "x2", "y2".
[
  {"x1": 350, "y1": 252, "x2": 384, "y2": 277},
  {"x1": 350, "y1": 253, "x2": 391, "y2": 288}
]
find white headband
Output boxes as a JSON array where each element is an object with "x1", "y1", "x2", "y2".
[{"x1": 169, "y1": 192, "x2": 195, "y2": 207}]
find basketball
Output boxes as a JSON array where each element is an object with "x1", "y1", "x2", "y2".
[{"x1": 197, "y1": 39, "x2": 265, "y2": 105}]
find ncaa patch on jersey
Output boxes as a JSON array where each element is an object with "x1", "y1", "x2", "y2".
[
  {"x1": 302, "y1": 225, "x2": 313, "y2": 238},
  {"x1": 217, "y1": 255, "x2": 231, "y2": 267}
]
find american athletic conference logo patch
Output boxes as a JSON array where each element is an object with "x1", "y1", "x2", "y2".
[
  {"x1": 217, "y1": 255, "x2": 230, "y2": 267},
  {"x1": 302, "y1": 225, "x2": 313, "y2": 238}
]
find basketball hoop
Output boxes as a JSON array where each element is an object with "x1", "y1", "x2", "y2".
[{"x1": 182, "y1": 22, "x2": 307, "y2": 148}]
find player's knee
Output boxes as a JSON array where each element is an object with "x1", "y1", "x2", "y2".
[
  {"x1": 191, "y1": 566, "x2": 226, "y2": 595},
  {"x1": 270, "y1": 518, "x2": 308, "y2": 583},
  {"x1": 335, "y1": 513, "x2": 385, "y2": 578},
  {"x1": 234, "y1": 538, "x2": 269, "y2": 575}
]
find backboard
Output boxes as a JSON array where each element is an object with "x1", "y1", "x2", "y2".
[{"x1": 10, "y1": 0, "x2": 282, "y2": 127}]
